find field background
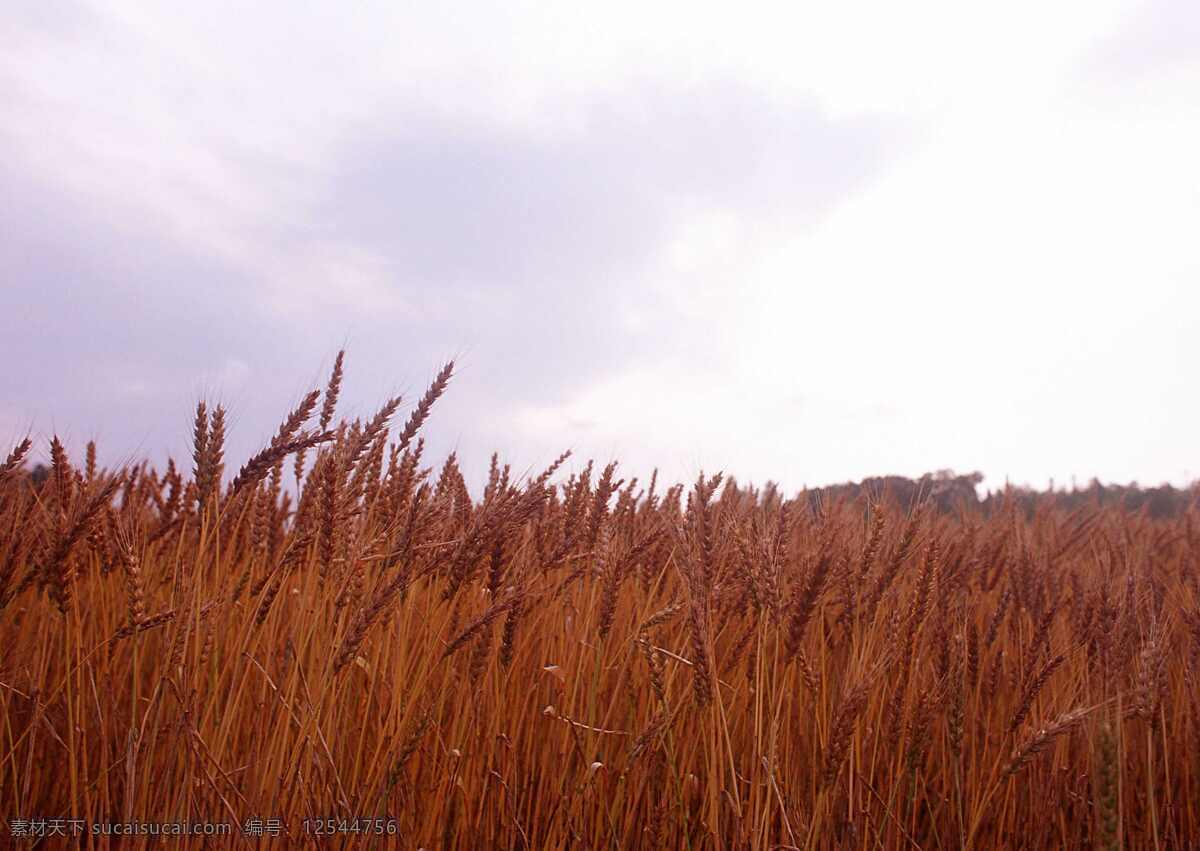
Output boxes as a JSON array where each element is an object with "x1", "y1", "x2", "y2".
[{"x1": 2, "y1": 357, "x2": 1198, "y2": 849}]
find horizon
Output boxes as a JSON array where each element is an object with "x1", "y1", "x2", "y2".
[{"x1": 9, "y1": 422, "x2": 1196, "y2": 502}]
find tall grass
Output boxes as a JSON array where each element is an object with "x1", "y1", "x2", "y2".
[{"x1": 1, "y1": 355, "x2": 1198, "y2": 848}]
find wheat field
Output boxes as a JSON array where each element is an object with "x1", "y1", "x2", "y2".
[{"x1": 2, "y1": 354, "x2": 1198, "y2": 849}]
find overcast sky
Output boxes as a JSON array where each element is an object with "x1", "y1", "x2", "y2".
[{"x1": 2, "y1": 1, "x2": 1197, "y2": 494}]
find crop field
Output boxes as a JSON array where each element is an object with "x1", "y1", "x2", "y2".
[{"x1": 1, "y1": 354, "x2": 1198, "y2": 849}]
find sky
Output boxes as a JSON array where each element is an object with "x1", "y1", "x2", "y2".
[{"x1": 2, "y1": 1, "x2": 1198, "y2": 495}]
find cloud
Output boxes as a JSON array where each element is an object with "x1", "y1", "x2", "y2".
[
  {"x1": 1087, "y1": 0, "x2": 1200, "y2": 77},
  {"x1": 0, "y1": 154, "x2": 300, "y2": 466},
  {"x1": 0, "y1": 66, "x2": 899, "y2": 480},
  {"x1": 2, "y1": 0, "x2": 1197, "y2": 492},
  {"x1": 314, "y1": 82, "x2": 899, "y2": 393}
]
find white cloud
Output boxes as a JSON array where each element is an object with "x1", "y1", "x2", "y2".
[
  {"x1": 2, "y1": 0, "x2": 1196, "y2": 490},
  {"x1": 502, "y1": 15, "x2": 1200, "y2": 489}
]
